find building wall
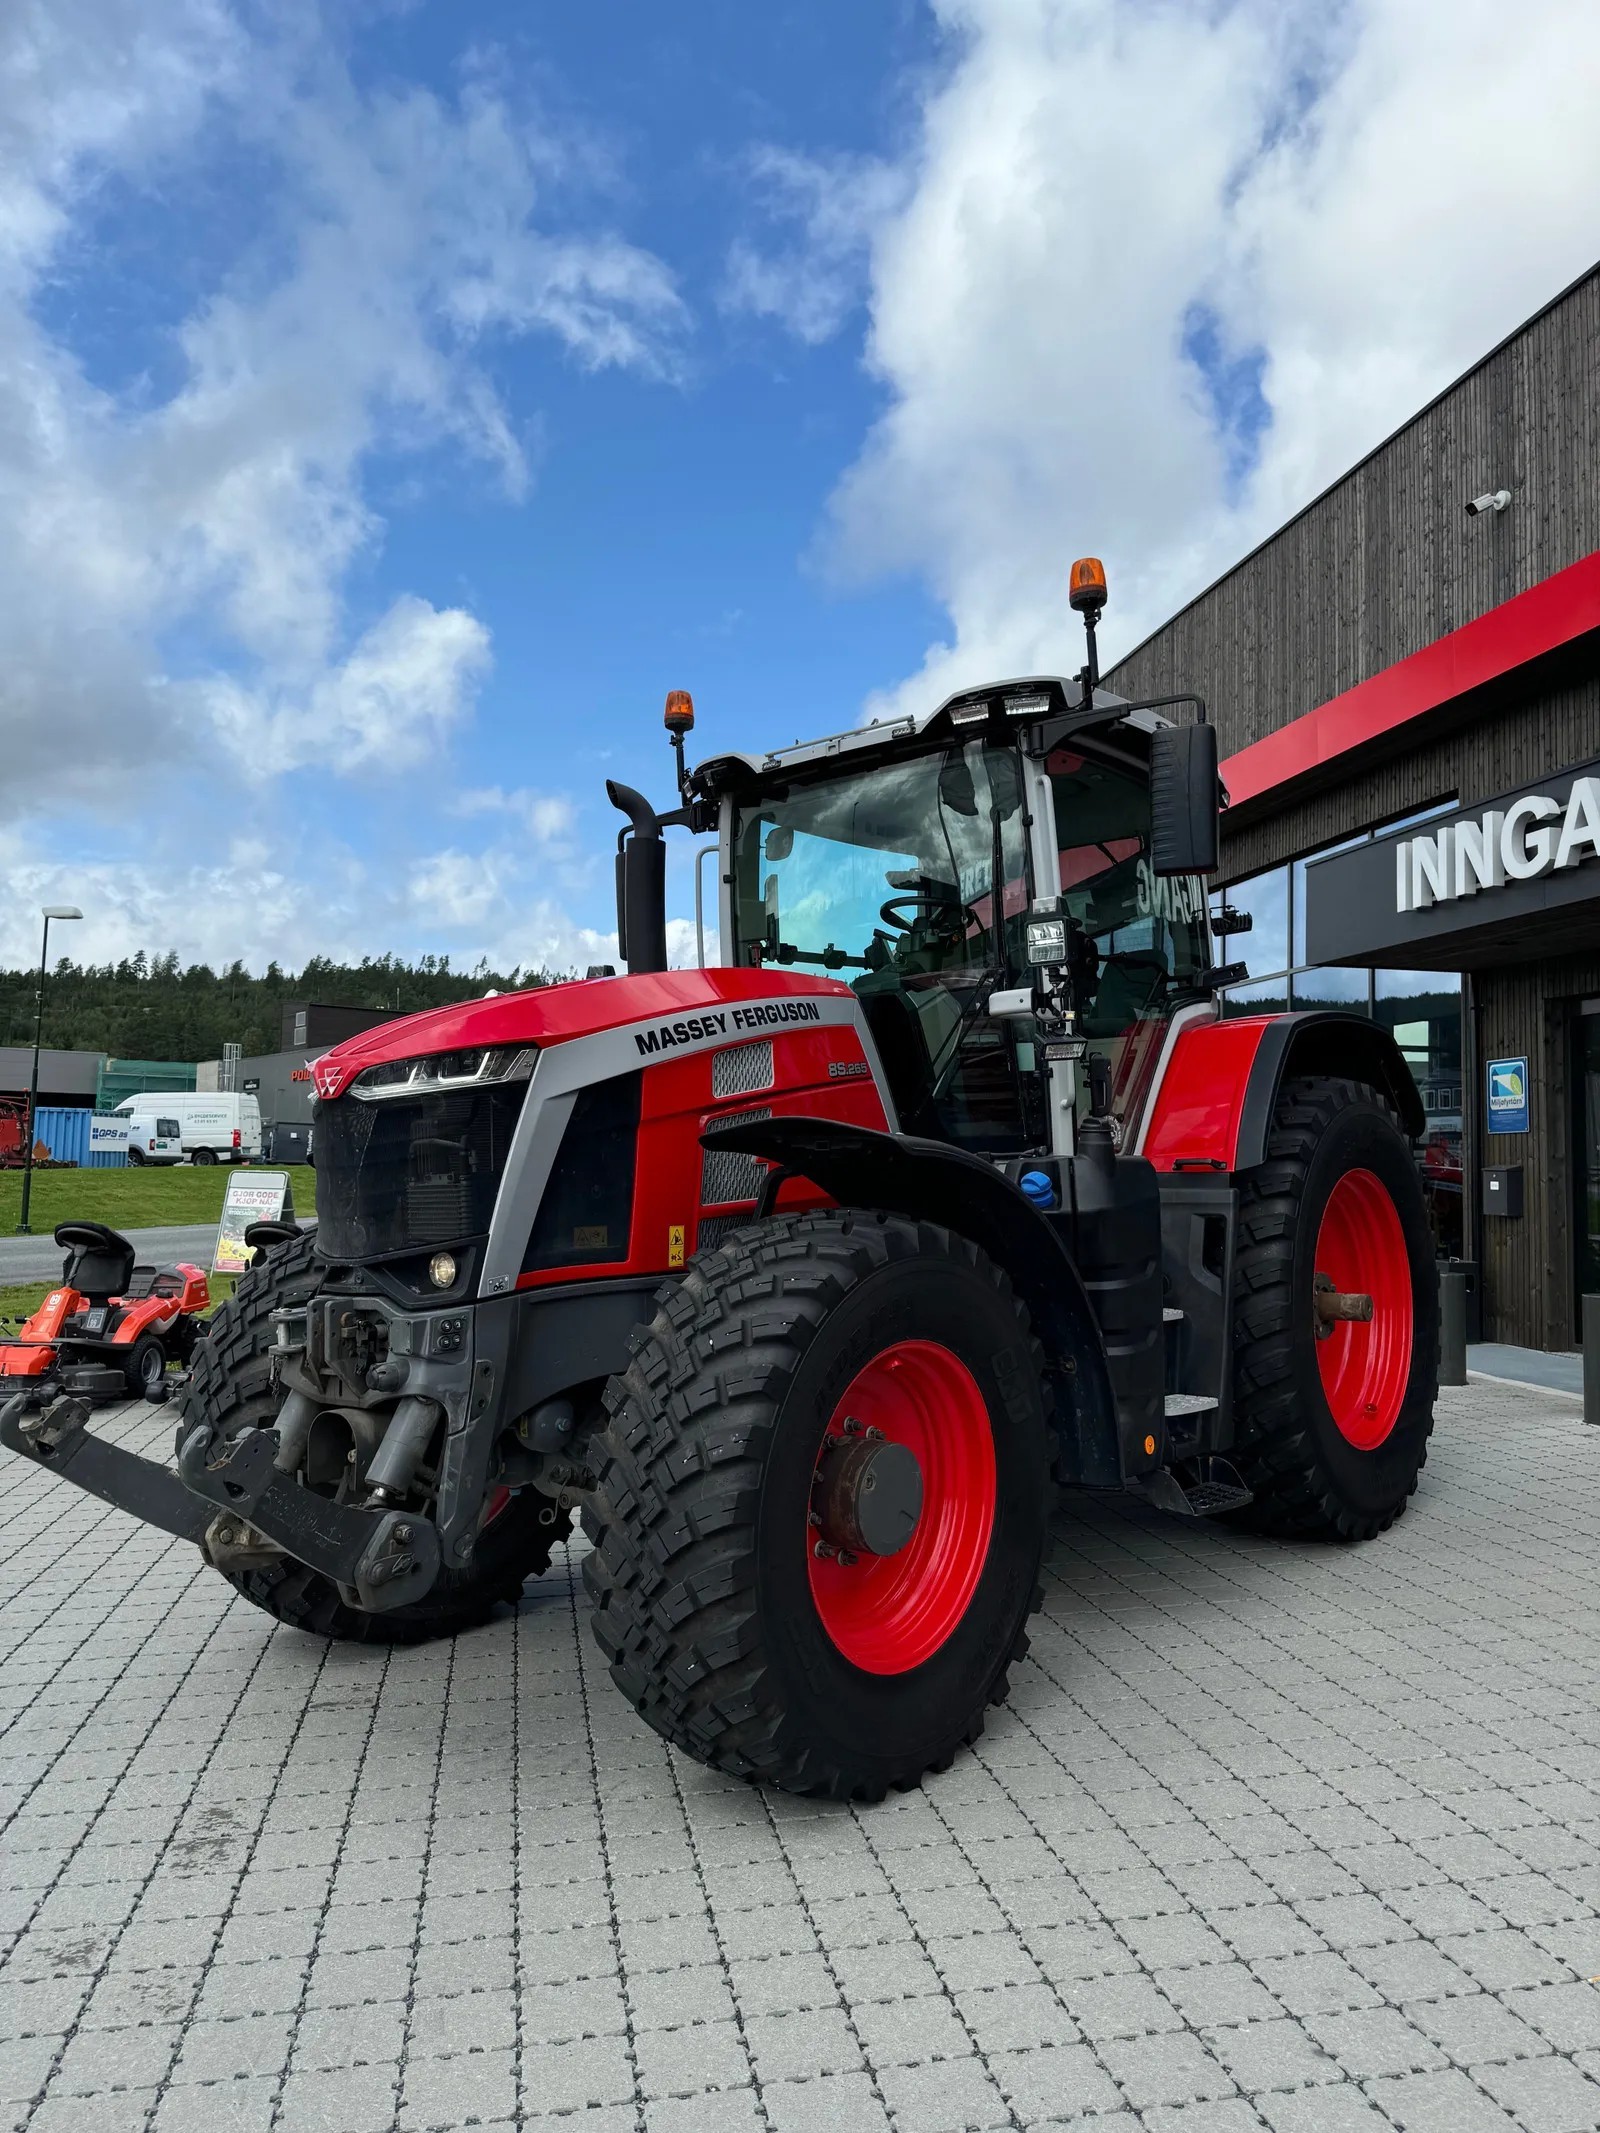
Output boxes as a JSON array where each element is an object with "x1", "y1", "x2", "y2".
[
  {"x1": 1107, "y1": 265, "x2": 1600, "y2": 768},
  {"x1": 1100, "y1": 269, "x2": 1600, "y2": 1353},
  {"x1": 1472, "y1": 952, "x2": 1600, "y2": 1350},
  {"x1": 0, "y1": 1047, "x2": 103, "y2": 1106},
  {"x1": 237, "y1": 1051, "x2": 317, "y2": 1128},
  {"x1": 1220, "y1": 657, "x2": 1600, "y2": 882}
]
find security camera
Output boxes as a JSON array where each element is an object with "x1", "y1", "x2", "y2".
[{"x1": 1465, "y1": 489, "x2": 1512, "y2": 517}]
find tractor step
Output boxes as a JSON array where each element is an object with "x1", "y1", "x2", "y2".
[
  {"x1": 1132, "y1": 1456, "x2": 1252, "y2": 1520},
  {"x1": 1181, "y1": 1477, "x2": 1254, "y2": 1515},
  {"x1": 1164, "y1": 1391, "x2": 1217, "y2": 1417}
]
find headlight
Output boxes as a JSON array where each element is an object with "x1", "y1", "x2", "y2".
[
  {"x1": 428, "y1": 1252, "x2": 458, "y2": 1289},
  {"x1": 349, "y1": 1044, "x2": 537, "y2": 1101}
]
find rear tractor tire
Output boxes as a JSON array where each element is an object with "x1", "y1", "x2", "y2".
[
  {"x1": 582, "y1": 1210, "x2": 1053, "y2": 1799},
  {"x1": 1230, "y1": 1075, "x2": 1439, "y2": 1540},
  {"x1": 174, "y1": 1228, "x2": 568, "y2": 1644}
]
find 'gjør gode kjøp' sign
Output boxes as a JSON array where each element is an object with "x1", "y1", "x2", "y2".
[{"x1": 1303, "y1": 757, "x2": 1600, "y2": 968}]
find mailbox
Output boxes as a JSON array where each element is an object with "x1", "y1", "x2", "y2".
[{"x1": 1482, "y1": 1165, "x2": 1524, "y2": 1218}]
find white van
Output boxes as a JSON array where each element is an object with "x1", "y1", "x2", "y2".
[
  {"x1": 115, "y1": 1091, "x2": 262, "y2": 1165},
  {"x1": 122, "y1": 1113, "x2": 183, "y2": 1166}
]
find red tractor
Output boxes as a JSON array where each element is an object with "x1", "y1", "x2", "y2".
[{"x1": 2, "y1": 565, "x2": 1437, "y2": 1798}]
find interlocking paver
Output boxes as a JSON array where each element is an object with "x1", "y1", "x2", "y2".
[{"x1": 4, "y1": 1381, "x2": 1600, "y2": 2133}]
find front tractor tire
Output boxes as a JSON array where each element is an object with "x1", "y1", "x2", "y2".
[
  {"x1": 175, "y1": 1229, "x2": 568, "y2": 1644},
  {"x1": 582, "y1": 1211, "x2": 1052, "y2": 1800},
  {"x1": 1230, "y1": 1075, "x2": 1439, "y2": 1540}
]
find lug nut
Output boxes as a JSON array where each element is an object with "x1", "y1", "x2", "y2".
[{"x1": 813, "y1": 1540, "x2": 838, "y2": 1560}]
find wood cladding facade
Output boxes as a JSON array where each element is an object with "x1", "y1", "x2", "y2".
[{"x1": 1104, "y1": 265, "x2": 1600, "y2": 1349}]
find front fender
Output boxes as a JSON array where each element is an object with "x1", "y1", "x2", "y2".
[{"x1": 699, "y1": 1115, "x2": 1122, "y2": 1488}]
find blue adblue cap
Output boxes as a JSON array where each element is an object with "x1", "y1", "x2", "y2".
[{"x1": 1019, "y1": 1169, "x2": 1058, "y2": 1210}]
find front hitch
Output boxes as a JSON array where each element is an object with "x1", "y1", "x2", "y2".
[
  {"x1": 1, "y1": 1391, "x2": 443, "y2": 1613},
  {"x1": 176, "y1": 1422, "x2": 441, "y2": 1610},
  {"x1": 2, "y1": 1391, "x2": 212, "y2": 1543}
]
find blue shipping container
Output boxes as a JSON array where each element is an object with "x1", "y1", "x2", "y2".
[{"x1": 32, "y1": 1109, "x2": 130, "y2": 1168}]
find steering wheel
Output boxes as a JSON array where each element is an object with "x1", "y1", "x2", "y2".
[{"x1": 878, "y1": 893, "x2": 980, "y2": 940}]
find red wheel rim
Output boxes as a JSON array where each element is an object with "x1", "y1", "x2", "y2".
[
  {"x1": 1313, "y1": 1168, "x2": 1413, "y2": 1450},
  {"x1": 806, "y1": 1340, "x2": 996, "y2": 1675}
]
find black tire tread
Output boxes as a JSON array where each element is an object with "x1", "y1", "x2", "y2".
[
  {"x1": 175, "y1": 1228, "x2": 564, "y2": 1643},
  {"x1": 581, "y1": 1208, "x2": 1047, "y2": 1799},
  {"x1": 1230, "y1": 1075, "x2": 1437, "y2": 1541}
]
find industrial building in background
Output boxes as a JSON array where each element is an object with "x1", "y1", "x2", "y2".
[{"x1": 1109, "y1": 260, "x2": 1600, "y2": 1352}]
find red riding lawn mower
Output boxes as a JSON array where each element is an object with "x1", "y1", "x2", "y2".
[
  {"x1": 0, "y1": 1223, "x2": 211, "y2": 1401},
  {"x1": 1, "y1": 563, "x2": 1438, "y2": 1799}
]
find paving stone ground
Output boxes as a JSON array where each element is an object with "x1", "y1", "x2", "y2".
[{"x1": 3, "y1": 1378, "x2": 1600, "y2": 2132}]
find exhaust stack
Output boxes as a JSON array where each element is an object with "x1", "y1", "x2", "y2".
[{"x1": 607, "y1": 780, "x2": 668, "y2": 975}]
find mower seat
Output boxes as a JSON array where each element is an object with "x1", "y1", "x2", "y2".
[{"x1": 53, "y1": 1223, "x2": 137, "y2": 1309}]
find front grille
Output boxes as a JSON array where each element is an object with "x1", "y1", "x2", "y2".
[
  {"x1": 700, "y1": 1107, "x2": 771, "y2": 1206},
  {"x1": 313, "y1": 1083, "x2": 526, "y2": 1260},
  {"x1": 712, "y1": 1040, "x2": 773, "y2": 1098}
]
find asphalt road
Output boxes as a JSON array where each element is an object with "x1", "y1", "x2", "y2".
[{"x1": 0, "y1": 1218, "x2": 311, "y2": 1287}]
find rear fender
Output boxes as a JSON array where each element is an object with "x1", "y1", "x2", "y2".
[
  {"x1": 1142, "y1": 1011, "x2": 1423, "y2": 1175},
  {"x1": 699, "y1": 1115, "x2": 1123, "y2": 1488}
]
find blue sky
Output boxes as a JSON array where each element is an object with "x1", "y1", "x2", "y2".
[{"x1": 3, "y1": 0, "x2": 1596, "y2": 978}]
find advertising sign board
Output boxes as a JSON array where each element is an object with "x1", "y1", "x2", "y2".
[{"x1": 212, "y1": 1171, "x2": 296, "y2": 1275}]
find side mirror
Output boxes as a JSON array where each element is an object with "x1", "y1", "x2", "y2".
[{"x1": 1149, "y1": 723, "x2": 1219, "y2": 877}]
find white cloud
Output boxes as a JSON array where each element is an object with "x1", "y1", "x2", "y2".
[
  {"x1": 0, "y1": 1, "x2": 686, "y2": 822},
  {"x1": 722, "y1": 146, "x2": 906, "y2": 345},
  {"x1": 203, "y1": 596, "x2": 491, "y2": 778},
  {"x1": 451, "y1": 785, "x2": 578, "y2": 843},
  {"x1": 0, "y1": 819, "x2": 625, "y2": 982},
  {"x1": 746, "y1": 0, "x2": 1600, "y2": 717}
]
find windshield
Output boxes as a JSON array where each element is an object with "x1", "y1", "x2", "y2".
[
  {"x1": 729, "y1": 732, "x2": 1211, "y2": 1151},
  {"x1": 731, "y1": 738, "x2": 1035, "y2": 1149}
]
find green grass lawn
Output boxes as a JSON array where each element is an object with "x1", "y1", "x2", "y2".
[{"x1": 1, "y1": 1163, "x2": 316, "y2": 1237}]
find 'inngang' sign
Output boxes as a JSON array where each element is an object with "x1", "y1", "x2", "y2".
[{"x1": 1396, "y1": 777, "x2": 1600, "y2": 911}]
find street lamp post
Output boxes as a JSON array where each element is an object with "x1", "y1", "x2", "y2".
[{"x1": 17, "y1": 906, "x2": 83, "y2": 1236}]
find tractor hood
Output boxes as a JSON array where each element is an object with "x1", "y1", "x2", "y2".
[{"x1": 309, "y1": 969, "x2": 855, "y2": 1101}]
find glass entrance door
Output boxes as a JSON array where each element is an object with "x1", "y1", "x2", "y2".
[{"x1": 1573, "y1": 1007, "x2": 1600, "y2": 1306}]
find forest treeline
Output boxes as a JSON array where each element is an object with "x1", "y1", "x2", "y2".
[{"x1": 0, "y1": 953, "x2": 558, "y2": 1064}]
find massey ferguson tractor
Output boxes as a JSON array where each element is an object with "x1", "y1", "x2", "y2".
[{"x1": 1, "y1": 561, "x2": 1439, "y2": 1800}]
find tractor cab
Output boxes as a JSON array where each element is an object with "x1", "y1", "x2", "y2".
[{"x1": 701, "y1": 680, "x2": 1217, "y2": 1159}]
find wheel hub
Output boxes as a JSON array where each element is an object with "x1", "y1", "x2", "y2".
[{"x1": 812, "y1": 1420, "x2": 923, "y2": 1562}]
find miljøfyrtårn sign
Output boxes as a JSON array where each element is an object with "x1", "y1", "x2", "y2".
[
  {"x1": 1485, "y1": 1058, "x2": 1530, "y2": 1135},
  {"x1": 1303, "y1": 756, "x2": 1600, "y2": 969}
]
